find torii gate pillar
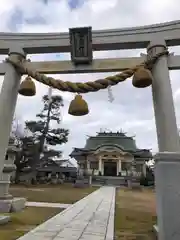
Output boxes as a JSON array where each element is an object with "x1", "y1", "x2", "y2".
[
  {"x1": 148, "y1": 40, "x2": 179, "y2": 151},
  {"x1": 0, "y1": 47, "x2": 25, "y2": 203},
  {"x1": 148, "y1": 40, "x2": 180, "y2": 240}
]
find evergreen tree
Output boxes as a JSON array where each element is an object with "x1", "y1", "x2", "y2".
[
  {"x1": 9, "y1": 117, "x2": 39, "y2": 183},
  {"x1": 14, "y1": 135, "x2": 39, "y2": 183},
  {"x1": 25, "y1": 94, "x2": 69, "y2": 168}
]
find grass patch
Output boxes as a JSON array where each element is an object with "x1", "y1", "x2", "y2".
[
  {"x1": 0, "y1": 206, "x2": 62, "y2": 240},
  {"x1": 115, "y1": 188, "x2": 157, "y2": 240},
  {"x1": 10, "y1": 183, "x2": 98, "y2": 204}
]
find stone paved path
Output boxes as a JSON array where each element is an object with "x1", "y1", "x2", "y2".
[
  {"x1": 26, "y1": 201, "x2": 71, "y2": 209},
  {"x1": 18, "y1": 186, "x2": 115, "y2": 240}
]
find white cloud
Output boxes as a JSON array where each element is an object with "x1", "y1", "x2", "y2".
[{"x1": 0, "y1": 0, "x2": 180, "y2": 160}]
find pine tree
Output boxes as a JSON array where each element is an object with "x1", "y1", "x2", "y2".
[
  {"x1": 25, "y1": 94, "x2": 69, "y2": 168},
  {"x1": 9, "y1": 117, "x2": 39, "y2": 183},
  {"x1": 14, "y1": 135, "x2": 39, "y2": 183}
]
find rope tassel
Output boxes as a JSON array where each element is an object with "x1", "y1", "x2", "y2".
[
  {"x1": 68, "y1": 95, "x2": 89, "y2": 116},
  {"x1": 132, "y1": 67, "x2": 153, "y2": 88},
  {"x1": 18, "y1": 76, "x2": 36, "y2": 96}
]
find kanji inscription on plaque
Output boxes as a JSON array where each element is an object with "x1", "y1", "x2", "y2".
[{"x1": 69, "y1": 27, "x2": 92, "y2": 65}]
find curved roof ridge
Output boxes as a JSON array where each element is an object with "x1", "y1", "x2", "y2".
[{"x1": 94, "y1": 143, "x2": 125, "y2": 151}]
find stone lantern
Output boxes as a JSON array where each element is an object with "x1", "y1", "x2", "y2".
[{"x1": 0, "y1": 141, "x2": 26, "y2": 213}]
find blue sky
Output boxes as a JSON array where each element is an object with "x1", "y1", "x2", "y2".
[
  {"x1": 7, "y1": 0, "x2": 85, "y2": 31},
  {"x1": 6, "y1": 0, "x2": 84, "y2": 60},
  {"x1": 1, "y1": 0, "x2": 180, "y2": 159}
]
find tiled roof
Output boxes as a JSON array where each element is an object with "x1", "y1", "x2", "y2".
[
  {"x1": 84, "y1": 132, "x2": 137, "y2": 151},
  {"x1": 70, "y1": 132, "x2": 152, "y2": 158}
]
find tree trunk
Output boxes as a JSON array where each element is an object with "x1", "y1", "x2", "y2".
[
  {"x1": 14, "y1": 170, "x2": 20, "y2": 184},
  {"x1": 32, "y1": 101, "x2": 52, "y2": 170}
]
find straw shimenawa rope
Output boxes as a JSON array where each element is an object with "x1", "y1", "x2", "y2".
[{"x1": 6, "y1": 50, "x2": 168, "y2": 93}]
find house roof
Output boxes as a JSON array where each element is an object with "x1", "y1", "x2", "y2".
[
  {"x1": 84, "y1": 132, "x2": 137, "y2": 151},
  {"x1": 70, "y1": 132, "x2": 152, "y2": 158},
  {"x1": 70, "y1": 147, "x2": 152, "y2": 158},
  {"x1": 23, "y1": 158, "x2": 77, "y2": 173}
]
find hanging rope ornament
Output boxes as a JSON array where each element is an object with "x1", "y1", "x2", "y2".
[
  {"x1": 18, "y1": 76, "x2": 36, "y2": 96},
  {"x1": 68, "y1": 94, "x2": 89, "y2": 116},
  {"x1": 5, "y1": 49, "x2": 168, "y2": 118},
  {"x1": 132, "y1": 67, "x2": 153, "y2": 88},
  {"x1": 107, "y1": 80, "x2": 114, "y2": 103}
]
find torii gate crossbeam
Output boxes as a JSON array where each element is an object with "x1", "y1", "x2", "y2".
[{"x1": 0, "y1": 20, "x2": 180, "y2": 54}]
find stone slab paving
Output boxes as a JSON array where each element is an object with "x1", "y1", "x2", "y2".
[
  {"x1": 0, "y1": 215, "x2": 10, "y2": 225},
  {"x1": 17, "y1": 186, "x2": 116, "y2": 240},
  {"x1": 26, "y1": 202, "x2": 71, "y2": 209}
]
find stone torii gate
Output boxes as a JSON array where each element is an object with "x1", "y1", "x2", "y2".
[{"x1": 0, "y1": 20, "x2": 180, "y2": 239}]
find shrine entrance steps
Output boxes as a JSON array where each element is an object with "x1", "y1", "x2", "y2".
[
  {"x1": 17, "y1": 186, "x2": 116, "y2": 240},
  {"x1": 92, "y1": 176, "x2": 126, "y2": 186}
]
